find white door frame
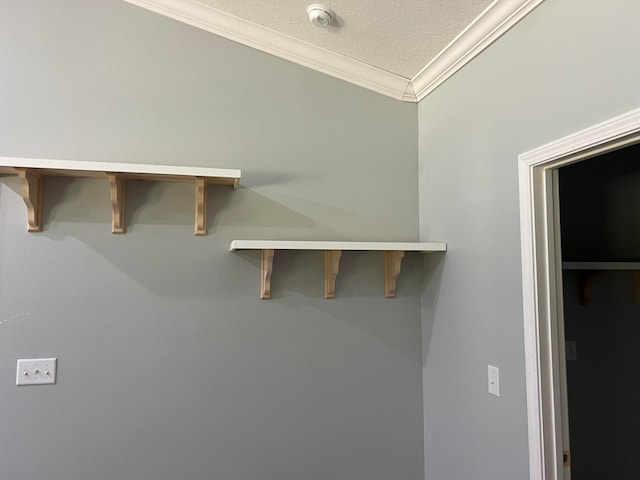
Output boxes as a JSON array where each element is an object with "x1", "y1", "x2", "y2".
[{"x1": 518, "y1": 107, "x2": 640, "y2": 480}]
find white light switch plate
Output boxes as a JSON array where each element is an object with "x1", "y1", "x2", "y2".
[
  {"x1": 488, "y1": 365, "x2": 500, "y2": 397},
  {"x1": 16, "y1": 358, "x2": 57, "y2": 386}
]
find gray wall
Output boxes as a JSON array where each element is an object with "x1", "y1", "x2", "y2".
[
  {"x1": 418, "y1": 0, "x2": 640, "y2": 479},
  {"x1": 0, "y1": 2, "x2": 423, "y2": 480}
]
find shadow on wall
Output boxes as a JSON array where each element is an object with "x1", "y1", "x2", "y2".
[
  {"x1": 237, "y1": 249, "x2": 428, "y2": 301},
  {"x1": 314, "y1": 250, "x2": 430, "y2": 366},
  {"x1": 221, "y1": 247, "x2": 429, "y2": 365},
  {"x1": 0, "y1": 175, "x2": 333, "y2": 233},
  {"x1": 1, "y1": 175, "x2": 431, "y2": 373},
  {"x1": 2, "y1": 176, "x2": 335, "y2": 233},
  {"x1": 0, "y1": 176, "x2": 344, "y2": 299},
  {"x1": 419, "y1": 252, "x2": 446, "y2": 367},
  {"x1": 0, "y1": 184, "x2": 7, "y2": 291},
  {"x1": 1, "y1": 174, "x2": 443, "y2": 306}
]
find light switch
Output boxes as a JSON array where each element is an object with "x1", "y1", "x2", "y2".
[
  {"x1": 16, "y1": 358, "x2": 57, "y2": 386},
  {"x1": 488, "y1": 365, "x2": 499, "y2": 397}
]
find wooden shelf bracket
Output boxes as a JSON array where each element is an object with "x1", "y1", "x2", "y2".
[
  {"x1": 0, "y1": 157, "x2": 241, "y2": 235},
  {"x1": 16, "y1": 168, "x2": 43, "y2": 232},
  {"x1": 384, "y1": 250, "x2": 405, "y2": 298},
  {"x1": 578, "y1": 271, "x2": 640, "y2": 305},
  {"x1": 230, "y1": 240, "x2": 446, "y2": 299},
  {"x1": 324, "y1": 250, "x2": 342, "y2": 298},
  {"x1": 261, "y1": 249, "x2": 275, "y2": 299},
  {"x1": 632, "y1": 270, "x2": 640, "y2": 305},
  {"x1": 578, "y1": 271, "x2": 603, "y2": 306},
  {"x1": 564, "y1": 263, "x2": 640, "y2": 305},
  {"x1": 107, "y1": 174, "x2": 125, "y2": 234},
  {"x1": 194, "y1": 177, "x2": 207, "y2": 235}
]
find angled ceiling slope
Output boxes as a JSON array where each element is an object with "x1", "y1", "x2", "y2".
[{"x1": 123, "y1": 0, "x2": 544, "y2": 102}]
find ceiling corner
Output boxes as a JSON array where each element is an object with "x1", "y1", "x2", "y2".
[
  {"x1": 123, "y1": 0, "x2": 412, "y2": 100},
  {"x1": 412, "y1": 0, "x2": 546, "y2": 102},
  {"x1": 123, "y1": 0, "x2": 545, "y2": 103},
  {"x1": 401, "y1": 82, "x2": 418, "y2": 103}
]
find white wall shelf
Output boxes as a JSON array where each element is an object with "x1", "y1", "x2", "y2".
[
  {"x1": 230, "y1": 240, "x2": 447, "y2": 299},
  {"x1": 0, "y1": 156, "x2": 241, "y2": 235},
  {"x1": 563, "y1": 262, "x2": 640, "y2": 270},
  {"x1": 562, "y1": 262, "x2": 640, "y2": 305}
]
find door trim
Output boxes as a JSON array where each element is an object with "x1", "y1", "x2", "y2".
[{"x1": 518, "y1": 107, "x2": 640, "y2": 480}]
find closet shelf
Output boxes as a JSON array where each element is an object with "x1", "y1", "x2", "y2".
[
  {"x1": 230, "y1": 240, "x2": 447, "y2": 299},
  {"x1": 0, "y1": 156, "x2": 241, "y2": 235},
  {"x1": 562, "y1": 262, "x2": 640, "y2": 305},
  {"x1": 563, "y1": 262, "x2": 640, "y2": 270}
]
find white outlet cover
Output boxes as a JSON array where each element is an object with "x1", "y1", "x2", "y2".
[
  {"x1": 16, "y1": 358, "x2": 57, "y2": 386},
  {"x1": 488, "y1": 365, "x2": 500, "y2": 397}
]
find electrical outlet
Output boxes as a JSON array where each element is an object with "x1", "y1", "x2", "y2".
[
  {"x1": 488, "y1": 365, "x2": 500, "y2": 397},
  {"x1": 16, "y1": 358, "x2": 57, "y2": 386}
]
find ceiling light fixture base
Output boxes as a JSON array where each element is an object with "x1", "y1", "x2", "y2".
[{"x1": 307, "y1": 4, "x2": 335, "y2": 27}]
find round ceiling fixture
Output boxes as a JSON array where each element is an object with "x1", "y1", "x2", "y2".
[{"x1": 307, "y1": 4, "x2": 335, "y2": 27}]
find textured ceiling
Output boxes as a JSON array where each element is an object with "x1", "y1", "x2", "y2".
[
  {"x1": 123, "y1": 0, "x2": 545, "y2": 100},
  {"x1": 196, "y1": 0, "x2": 493, "y2": 78}
]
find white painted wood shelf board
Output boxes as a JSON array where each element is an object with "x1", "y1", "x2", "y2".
[
  {"x1": 231, "y1": 239, "x2": 447, "y2": 299},
  {"x1": 0, "y1": 156, "x2": 241, "y2": 185},
  {"x1": 0, "y1": 156, "x2": 241, "y2": 234},
  {"x1": 230, "y1": 240, "x2": 447, "y2": 252},
  {"x1": 563, "y1": 262, "x2": 640, "y2": 270}
]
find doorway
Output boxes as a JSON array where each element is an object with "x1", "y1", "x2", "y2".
[
  {"x1": 518, "y1": 107, "x2": 640, "y2": 480},
  {"x1": 558, "y1": 145, "x2": 640, "y2": 479}
]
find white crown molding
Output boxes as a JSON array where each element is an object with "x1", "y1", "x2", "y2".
[
  {"x1": 411, "y1": 0, "x2": 545, "y2": 101},
  {"x1": 123, "y1": 0, "x2": 545, "y2": 103},
  {"x1": 123, "y1": 0, "x2": 413, "y2": 101}
]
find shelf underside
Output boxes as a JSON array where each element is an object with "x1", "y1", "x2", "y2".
[
  {"x1": 0, "y1": 157, "x2": 241, "y2": 235},
  {"x1": 231, "y1": 240, "x2": 447, "y2": 299},
  {"x1": 563, "y1": 262, "x2": 640, "y2": 305}
]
